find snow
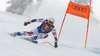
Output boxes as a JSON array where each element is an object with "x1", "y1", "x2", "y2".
[
  {"x1": 92, "y1": 0, "x2": 100, "y2": 21},
  {"x1": 0, "y1": 0, "x2": 10, "y2": 11},
  {"x1": 0, "y1": 0, "x2": 100, "y2": 56}
]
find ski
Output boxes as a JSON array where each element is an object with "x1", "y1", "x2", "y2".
[
  {"x1": 8, "y1": 33, "x2": 38, "y2": 44},
  {"x1": 21, "y1": 37, "x2": 38, "y2": 44}
]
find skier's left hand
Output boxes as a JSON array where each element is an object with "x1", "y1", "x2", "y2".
[
  {"x1": 54, "y1": 42, "x2": 58, "y2": 48},
  {"x1": 24, "y1": 21, "x2": 30, "y2": 26}
]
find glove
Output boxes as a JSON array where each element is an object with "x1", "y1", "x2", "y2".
[
  {"x1": 24, "y1": 21, "x2": 30, "y2": 26},
  {"x1": 54, "y1": 42, "x2": 58, "y2": 48}
]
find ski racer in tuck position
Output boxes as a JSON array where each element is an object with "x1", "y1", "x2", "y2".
[{"x1": 10, "y1": 17, "x2": 58, "y2": 48}]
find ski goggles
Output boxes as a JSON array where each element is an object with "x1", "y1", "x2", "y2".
[{"x1": 48, "y1": 20, "x2": 54, "y2": 25}]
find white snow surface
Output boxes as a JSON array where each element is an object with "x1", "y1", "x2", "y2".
[{"x1": 0, "y1": 0, "x2": 100, "y2": 56}]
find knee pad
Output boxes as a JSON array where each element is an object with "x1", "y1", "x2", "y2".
[{"x1": 17, "y1": 32, "x2": 21, "y2": 36}]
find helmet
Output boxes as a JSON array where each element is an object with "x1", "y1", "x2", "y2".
[{"x1": 48, "y1": 17, "x2": 55, "y2": 23}]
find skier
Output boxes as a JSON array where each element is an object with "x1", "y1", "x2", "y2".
[{"x1": 10, "y1": 17, "x2": 58, "y2": 48}]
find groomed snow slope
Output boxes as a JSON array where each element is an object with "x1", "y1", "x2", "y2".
[{"x1": 0, "y1": 10, "x2": 100, "y2": 56}]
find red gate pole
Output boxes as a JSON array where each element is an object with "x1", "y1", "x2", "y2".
[
  {"x1": 84, "y1": 0, "x2": 91, "y2": 48},
  {"x1": 57, "y1": 0, "x2": 71, "y2": 42},
  {"x1": 57, "y1": 13, "x2": 67, "y2": 42},
  {"x1": 84, "y1": 20, "x2": 90, "y2": 48}
]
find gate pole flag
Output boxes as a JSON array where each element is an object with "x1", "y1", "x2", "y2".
[{"x1": 57, "y1": 0, "x2": 91, "y2": 48}]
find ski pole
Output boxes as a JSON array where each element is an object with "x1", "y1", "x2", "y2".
[
  {"x1": 27, "y1": 16, "x2": 31, "y2": 21},
  {"x1": 41, "y1": 42, "x2": 53, "y2": 46}
]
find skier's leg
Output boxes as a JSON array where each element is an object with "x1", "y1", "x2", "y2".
[
  {"x1": 17, "y1": 31, "x2": 34, "y2": 36},
  {"x1": 11, "y1": 28, "x2": 38, "y2": 37},
  {"x1": 33, "y1": 33, "x2": 48, "y2": 40}
]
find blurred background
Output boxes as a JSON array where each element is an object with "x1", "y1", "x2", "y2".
[
  {"x1": 0, "y1": 0, "x2": 43, "y2": 17},
  {"x1": 0, "y1": 0, "x2": 100, "y2": 22},
  {"x1": 0, "y1": 0, "x2": 98, "y2": 19}
]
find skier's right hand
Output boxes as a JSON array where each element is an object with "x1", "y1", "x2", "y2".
[
  {"x1": 54, "y1": 42, "x2": 58, "y2": 48},
  {"x1": 24, "y1": 21, "x2": 30, "y2": 26}
]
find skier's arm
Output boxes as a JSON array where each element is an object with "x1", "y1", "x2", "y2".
[
  {"x1": 24, "y1": 18, "x2": 45, "y2": 26},
  {"x1": 30, "y1": 19, "x2": 45, "y2": 23},
  {"x1": 51, "y1": 28, "x2": 58, "y2": 48}
]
